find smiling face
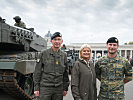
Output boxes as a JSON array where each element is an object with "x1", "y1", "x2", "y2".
[
  {"x1": 51, "y1": 37, "x2": 63, "y2": 50},
  {"x1": 80, "y1": 47, "x2": 91, "y2": 61},
  {"x1": 107, "y1": 43, "x2": 118, "y2": 55}
]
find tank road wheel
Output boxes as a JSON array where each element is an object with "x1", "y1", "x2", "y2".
[{"x1": 24, "y1": 76, "x2": 33, "y2": 96}]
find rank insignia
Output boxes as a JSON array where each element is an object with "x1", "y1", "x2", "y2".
[{"x1": 56, "y1": 61, "x2": 58, "y2": 64}]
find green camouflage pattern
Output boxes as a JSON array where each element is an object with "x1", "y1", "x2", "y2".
[
  {"x1": 95, "y1": 55, "x2": 132, "y2": 99},
  {"x1": 14, "y1": 21, "x2": 26, "y2": 28}
]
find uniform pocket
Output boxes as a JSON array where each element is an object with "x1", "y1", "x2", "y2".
[
  {"x1": 43, "y1": 59, "x2": 54, "y2": 73},
  {"x1": 58, "y1": 64, "x2": 66, "y2": 73},
  {"x1": 80, "y1": 91, "x2": 88, "y2": 100},
  {"x1": 115, "y1": 65, "x2": 124, "y2": 79}
]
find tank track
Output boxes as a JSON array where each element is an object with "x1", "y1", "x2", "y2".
[{"x1": 0, "y1": 70, "x2": 35, "y2": 100}]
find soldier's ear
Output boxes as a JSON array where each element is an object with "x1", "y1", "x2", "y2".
[{"x1": 61, "y1": 39, "x2": 63, "y2": 43}]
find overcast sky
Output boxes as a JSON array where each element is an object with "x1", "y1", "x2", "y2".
[{"x1": 1, "y1": 0, "x2": 133, "y2": 45}]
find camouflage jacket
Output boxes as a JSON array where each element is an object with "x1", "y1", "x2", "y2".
[
  {"x1": 33, "y1": 47, "x2": 69, "y2": 91},
  {"x1": 95, "y1": 55, "x2": 132, "y2": 99},
  {"x1": 14, "y1": 21, "x2": 26, "y2": 28}
]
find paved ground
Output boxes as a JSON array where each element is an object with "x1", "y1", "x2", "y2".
[
  {"x1": 64, "y1": 75, "x2": 133, "y2": 100},
  {"x1": 125, "y1": 80, "x2": 133, "y2": 100},
  {"x1": 0, "y1": 75, "x2": 132, "y2": 100}
]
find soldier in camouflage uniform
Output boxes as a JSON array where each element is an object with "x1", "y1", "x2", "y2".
[
  {"x1": 95, "y1": 37, "x2": 132, "y2": 100},
  {"x1": 33, "y1": 32, "x2": 69, "y2": 100},
  {"x1": 13, "y1": 16, "x2": 26, "y2": 28}
]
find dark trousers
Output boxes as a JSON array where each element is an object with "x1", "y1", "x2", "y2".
[{"x1": 39, "y1": 85, "x2": 63, "y2": 100}]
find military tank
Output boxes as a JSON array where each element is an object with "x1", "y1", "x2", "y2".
[
  {"x1": 61, "y1": 45, "x2": 79, "y2": 74},
  {"x1": 0, "y1": 20, "x2": 47, "y2": 100}
]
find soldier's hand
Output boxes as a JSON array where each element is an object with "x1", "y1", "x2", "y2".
[
  {"x1": 34, "y1": 91, "x2": 39, "y2": 97},
  {"x1": 63, "y1": 91, "x2": 67, "y2": 96}
]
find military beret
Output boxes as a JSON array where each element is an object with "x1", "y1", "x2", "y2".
[
  {"x1": 51, "y1": 32, "x2": 62, "y2": 40},
  {"x1": 106, "y1": 37, "x2": 119, "y2": 44},
  {"x1": 13, "y1": 16, "x2": 21, "y2": 20}
]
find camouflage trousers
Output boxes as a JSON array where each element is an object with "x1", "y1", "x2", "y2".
[
  {"x1": 98, "y1": 96, "x2": 125, "y2": 100},
  {"x1": 39, "y1": 85, "x2": 63, "y2": 100}
]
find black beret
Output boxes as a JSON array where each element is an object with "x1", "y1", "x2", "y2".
[
  {"x1": 106, "y1": 37, "x2": 119, "y2": 44},
  {"x1": 51, "y1": 32, "x2": 62, "y2": 40},
  {"x1": 13, "y1": 16, "x2": 21, "y2": 20}
]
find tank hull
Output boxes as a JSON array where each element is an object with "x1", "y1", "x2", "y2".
[{"x1": 0, "y1": 20, "x2": 47, "y2": 100}]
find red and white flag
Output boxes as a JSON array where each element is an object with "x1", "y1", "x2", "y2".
[{"x1": 37, "y1": 58, "x2": 40, "y2": 63}]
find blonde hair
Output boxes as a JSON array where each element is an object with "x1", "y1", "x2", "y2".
[{"x1": 79, "y1": 44, "x2": 91, "y2": 60}]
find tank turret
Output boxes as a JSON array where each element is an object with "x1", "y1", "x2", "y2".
[{"x1": 0, "y1": 20, "x2": 47, "y2": 100}]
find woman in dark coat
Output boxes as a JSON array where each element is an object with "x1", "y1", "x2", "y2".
[{"x1": 71, "y1": 44, "x2": 97, "y2": 100}]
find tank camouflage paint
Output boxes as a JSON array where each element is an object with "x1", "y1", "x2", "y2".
[{"x1": 0, "y1": 21, "x2": 47, "y2": 100}]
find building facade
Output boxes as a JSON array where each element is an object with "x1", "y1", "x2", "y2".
[
  {"x1": 67, "y1": 43, "x2": 133, "y2": 60},
  {"x1": 44, "y1": 32, "x2": 133, "y2": 60}
]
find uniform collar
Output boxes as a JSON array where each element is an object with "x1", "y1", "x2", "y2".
[
  {"x1": 49, "y1": 47, "x2": 62, "y2": 56},
  {"x1": 105, "y1": 54, "x2": 120, "y2": 63},
  {"x1": 106, "y1": 54, "x2": 119, "y2": 59}
]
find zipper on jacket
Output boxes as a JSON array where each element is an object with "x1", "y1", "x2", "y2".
[{"x1": 87, "y1": 63, "x2": 94, "y2": 100}]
